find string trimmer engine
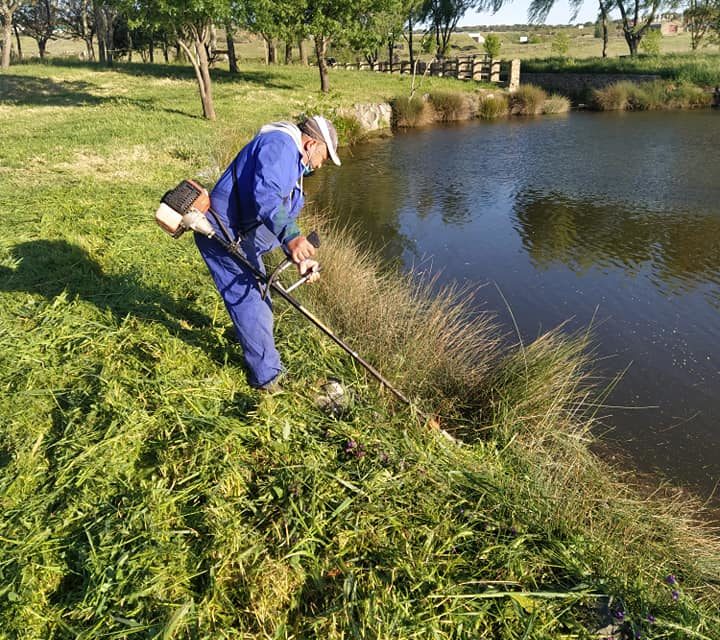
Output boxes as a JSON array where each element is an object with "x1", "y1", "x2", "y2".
[{"x1": 155, "y1": 179, "x2": 215, "y2": 238}]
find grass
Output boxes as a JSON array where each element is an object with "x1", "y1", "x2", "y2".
[
  {"x1": 427, "y1": 90, "x2": 473, "y2": 121},
  {"x1": 510, "y1": 84, "x2": 548, "y2": 115},
  {"x1": 593, "y1": 80, "x2": 714, "y2": 111},
  {"x1": 1, "y1": 60, "x2": 720, "y2": 638},
  {"x1": 522, "y1": 52, "x2": 720, "y2": 86},
  {"x1": 478, "y1": 92, "x2": 509, "y2": 119}
]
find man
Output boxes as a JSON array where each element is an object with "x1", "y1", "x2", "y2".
[{"x1": 194, "y1": 115, "x2": 341, "y2": 391}]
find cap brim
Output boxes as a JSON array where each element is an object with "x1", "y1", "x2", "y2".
[{"x1": 313, "y1": 116, "x2": 341, "y2": 166}]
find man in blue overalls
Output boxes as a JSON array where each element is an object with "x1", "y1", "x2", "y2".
[{"x1": 195, "y1": 116, "x2": 341, "y2": 390}]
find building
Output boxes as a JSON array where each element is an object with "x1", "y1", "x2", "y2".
[{"x1": 466, "y1": 32, "x2": 485, "y2": 44}]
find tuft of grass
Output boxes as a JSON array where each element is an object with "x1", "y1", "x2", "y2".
[
  {"x1": 510, "y1": 84, "x2": 548, "y2": 115},
  {"x1": 542, "y1": 93, "x2": 571, "y2": 114},
  {"x1": 478, "y1": 92, "x2": 509, "y2": 119},
  {"x1": 593, "y1": 80, "x2": 635, "y2": 110},
  {"x1": 391, "y1": 94, "x2": 432, "y2": 128},
  {"x1": 427, "y1": 89, "x2": 472, "y2": 121}
]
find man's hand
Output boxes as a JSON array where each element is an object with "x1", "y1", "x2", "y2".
[
  {"x1": 298, "y1": 259, "x2": 320, "y2": 283},
  {"x1": 287, "y1": 235, "x2": 317, "y2": 263}
]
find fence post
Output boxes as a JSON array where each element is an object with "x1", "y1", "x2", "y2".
[
  {"x1": 490, "y1": 59, "x2": 500, "y2": 83},
  {"x1": 509, "y1": 58, "x2": 521, "y2": 92}
]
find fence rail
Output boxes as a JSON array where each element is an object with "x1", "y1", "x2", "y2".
[{"x1": 335, "y1": 56, "x2": 520, "y2": 87}]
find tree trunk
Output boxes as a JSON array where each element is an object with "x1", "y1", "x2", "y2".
[
  {"x1": 285, "y1": 41, "x2": 292, "y2": 64},
  {"x1": 315, "y1": 35, "x2": 329, "y2": 93},
  {"x1": 225, "y1": 21, "x2": 238, "y2": 73},
  {"x1": 599, "y1": 2, "x2": 609, "y2": 57},
  {"x1": 299, "y1": 39, "x2": 308, "y2": 65},
  {"x1": 2, "y1": 8, "x2": 13, "y2": 68},
  {"x1": 38, "y1": 38, "x2": 48, "y2": 58},
  {"x1": 82, "y1": 0, "x2": 94, "y2": 61},
  {"x1": 84, "y1": 36, "x2": 95, "y2": 60},
  {"x1": 407, "y1": 13, "x2": 414, "y2": 71},
  {"x1": 179, "y1": 37, "x2": 216, "y2": 120},
  {"x1": 388, "y1": 41, "x2": 393, "y2": 72},
  {"x1": 93, "y1": 0, "x2": 107, "y2": 64},
  {"x1": 127, "y1": 32, "x2": 132, "y2": 62},
  {"x1": 162, "y1": 41, "x2": 169, "y2": 63},
  {"x1": 13, "y1": 22, "x2": 22, "y2": 62}
]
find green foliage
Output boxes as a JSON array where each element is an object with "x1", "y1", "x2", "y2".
[
  {"x1": 483, "y1": 33, "x2": 502, "y2": 59},
  {"x1": 593, "y1": 79, "x2": 714, "y2": 110},
  {"x1": 550, "y1": 31, "x2": 571, "y2": 57},
  {"x1": 641, "y1": 28, "x2": 662, "y2": 56},
  {"x1": 478, "y1": 92, "x2": 509, "y2": 119},
  {"x1": 522, "y1": 52, "x2": 720, "y2": 86},
  {"x1": 593, "y1": 80, "x2": 634, "y2": 110},
  {"x1": 510, "y1": 83, "x2": 548, "y2": 115}
]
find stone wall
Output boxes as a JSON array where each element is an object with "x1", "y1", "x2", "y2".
[
  {"x1": 338, "y1": 103, "x2": 393, "y2": 132},
  {"x1": 521, "y1": 72, "x2": 662, "y2": 102}
]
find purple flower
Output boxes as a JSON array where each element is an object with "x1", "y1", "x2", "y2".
[
  {"x1": 613, "y1": 609, "x2": 625, "y2": 621},
  {"x1": 344, "y1": 439, "x2": 356, "y2": 453},
  {"x1": 646, "y1": 614, "x2": 656, "y2": 624},
  {"x1": 672, "y1": 590, "x2": 680, "y2": 601},
  {"x1": 665, "y1": 574, "x2": 677, "y2": 586}
]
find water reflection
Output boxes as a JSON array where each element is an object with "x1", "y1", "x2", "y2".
[{"x1": 513, "y1": 189, "x2": 720, "y2": 304}]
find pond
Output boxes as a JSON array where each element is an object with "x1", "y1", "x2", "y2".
[{"x1": 306, "y1": 110, "x2": 720, "y2": 499}]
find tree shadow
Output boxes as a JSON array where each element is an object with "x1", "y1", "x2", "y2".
[
  {"x1": 0, "y1": 74, "x2": 105, "y2": 107},
  {"x1": 0, "y1": 239, "x2": 234, "y2": 366},
  {"x1": 42, "y1": 58, "x2": 298, "y2": 89}
]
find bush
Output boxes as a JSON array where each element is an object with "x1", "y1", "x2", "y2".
[
  {"x1": 478, "y1": 93, "x2": 509, "y2": 119},
  {"x1": 592, "y1": 80, "x2": 635, "y2": 110},
  {"x1": 510, "y1": 84, "x2": 547, "y2": 115},
  {"x1": 392, "y1": 94, "x2": 431, "y2": 127},
  {"x1": 632, "y1": 80, "x2": 667, "y2": 110},
  {"x1": 640, "y1": 29, "x2": 662, "y2": 56},
  {"x1": 428, "y1": 90, "x2": 471, "y2": 121},
  {"x1": 483, "y1": 34, "x2": 502, "y2": 59},
  {"x1": 550, "y1": 32, "x2": 571, "y2": 57},
  {"x1": 667, "y1": 81, "x2": 713, "y2": 108},
  {"x1": 332, "y1": 113, "x2": 366, "y2": 146},
  {"x1": 542, "y1": 93, "x2": 571, "y2": 114}
]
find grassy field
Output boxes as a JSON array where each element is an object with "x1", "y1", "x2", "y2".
[{"x1": 1, "y1": 60, "x2": 720, "y2": 638}]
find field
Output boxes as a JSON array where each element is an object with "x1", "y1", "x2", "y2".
[{"x1": 1, "y1": 60, "x2": 720, "y2": 638}]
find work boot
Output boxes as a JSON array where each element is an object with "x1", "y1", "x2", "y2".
[{"x1": 257, "y1": 374, "x2": 284, "y2": 395}]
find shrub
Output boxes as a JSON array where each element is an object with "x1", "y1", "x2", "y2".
[
  {"x1": 667, "y1": 81, "x2": 713, "y2": 108},
  {"x1": 509, "y1": 84, "x2": 547, "y2": 115},
  {"x1": 640, "y1": 29, "x2": 662, "y2": 56},
  {"x1": 392, "y1": 94, "x2": 431, "y2": 127},
  {"x1": 333, "y1": 113, "x2": 366, "y2": 146},
  {"x1": 478, "y1": 93, "x2": 509, "y2": 119},
  {"x1": 542, "y1": 93, "x2": 571, "y2": 114},
  {"x1": 428, "y1": 90, "x2": 471, "y2": 121},
  {"x1": 551, "y1": 32, "x2": 571, "y2": 57},
  {"x1": 632, "y1": 80, "x2": 668, "y2": 110},
  {"x1": 483, "y1": 34, "x2": 502, "y2": 59},
  {"x1": 592, "y1": 80, "x2": 635, "y2": 110}
]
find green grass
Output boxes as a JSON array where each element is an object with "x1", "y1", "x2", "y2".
[
  {"x1": 1, "y1": 60, "x2": 720, "y2": 639},
  {"x1": 522, "y1": 52, "x2": 720, "y2": 86},
  {"x1": 593, "y1": 79, "x2": 713, "y2": 111}
]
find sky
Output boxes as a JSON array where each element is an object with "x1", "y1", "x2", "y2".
[{"x1": 459, "y1": 0, "x2": 600, "y2": 27}]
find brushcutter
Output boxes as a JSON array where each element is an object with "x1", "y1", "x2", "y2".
[{"x1": 155, "y1": 179, "x2": 452, "y2": 440}]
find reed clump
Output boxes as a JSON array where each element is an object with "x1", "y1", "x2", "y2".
[
  {"x1": 428, "y1": 90, "x2": 472, "y2": 121},
  {"x1": 542, "y1": 93, "x2": 571, "y2": 114},
  {"x1": 477, "y1": 93, "x2": 509, "y2": 119},
  {"x1": 510, "y1": 84, "x2": 548, "y2": 115},
  {"x1": 392, "y1": 94, "x2": 432, "y2": 127},
  {"x1": 594, "y1": 80, "x2": 713, "y2": 111}
]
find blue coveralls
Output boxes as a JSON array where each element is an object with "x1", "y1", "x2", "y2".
[{"x1": 195, "y1": 129, "x2": 305, "y2": 388}]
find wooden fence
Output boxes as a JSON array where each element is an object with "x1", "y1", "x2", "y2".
[{"x1": 335, "y1": 56, "x2": 520, "y2": 86}]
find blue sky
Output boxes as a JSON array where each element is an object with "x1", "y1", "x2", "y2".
[{"x1": 459, "y1": 0, "x2": 600, "y2": 26}]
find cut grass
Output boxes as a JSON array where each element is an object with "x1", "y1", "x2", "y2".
[{"x1": 1, "y1": 61, "x2": 719, "y2": 639}]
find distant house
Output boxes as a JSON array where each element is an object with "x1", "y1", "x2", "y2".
[
  {"x1": 519, "y1": 35, "x2": 529, "y2": 44},
  {"x1": 650, "y1": 13, "x2": 684, "y2": 35},
  {"x1": 466, "y1": 32, "x2": 485, "y2": 44}
]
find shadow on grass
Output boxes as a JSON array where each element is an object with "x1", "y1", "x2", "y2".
[
  {"x1": 39, "y1": 57, "x2": 299, "y2": 89},
  {"x1": 0, "y1": 239, "x2": 240, "y2": 368},
  {"x1": 0, "y1": 74, "x2": 105, "y2": 107}
]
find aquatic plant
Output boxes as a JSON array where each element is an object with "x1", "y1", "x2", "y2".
[
  {"x1": 392, "y1": 94, "x2": 431, "y2": 127},
  {"x1": 428, "y1": 90, "x2": 472, "y2": 121},
  {"x1": 510, "y1": 84, "x2": 548, "y2": 115},
  {"x1": 478, "y1": 93, "x2": 509, "y2": 119},
  {"x1": 542, "y1": 93, "x2": 571, "y2": 114}
]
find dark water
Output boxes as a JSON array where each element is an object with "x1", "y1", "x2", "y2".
[{"x1": 306, "y1": 110, "x2": 720, "y2": 499}]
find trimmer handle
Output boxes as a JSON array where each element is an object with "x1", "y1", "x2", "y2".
[{"x1": 307, "y1": 230, "x2": 321, "y2": 249}]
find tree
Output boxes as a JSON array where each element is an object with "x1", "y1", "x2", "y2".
[
  {"x1": 639, "y1": 25, "x2": 661, "y2": 53},
  {"x1": 129, "y1": 0, "x2": 229, "y2": 119},
  {"x1": 550, "y1": 30, "x2": 570, "y2": 55},
  {"x1": 15, "y1": 0, "x2": 57, "y2": 58},
  {"x1": 57, "y1": 0, "x2": 95, "y2": 60},
  {"x1": 596, "y1": 0, "x2": 615, "y2": 57},
  {"x1": 1, "y1": 0, "x2": 23, "y2": 67},
  {"x1": 529, "y1": 0, "x2": 664, "y2": 55},
  {"x1": 420, "y1": 0, "x2": 479, "y2": 57},
  {"x1": 483, "y1": 32, "x2": 501, "y2": 57},
  {"x1": 685, "y1": 0, "x2": 720, "y2": 50}
]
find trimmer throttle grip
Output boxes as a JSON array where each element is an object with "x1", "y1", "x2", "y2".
[{"x1": 308, "y1": 230, "x2": 321, "y2": 249}]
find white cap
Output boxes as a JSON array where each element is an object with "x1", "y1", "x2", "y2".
[{"x1": 300, "y1": 115, "x2": 341, "y2": 166}]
